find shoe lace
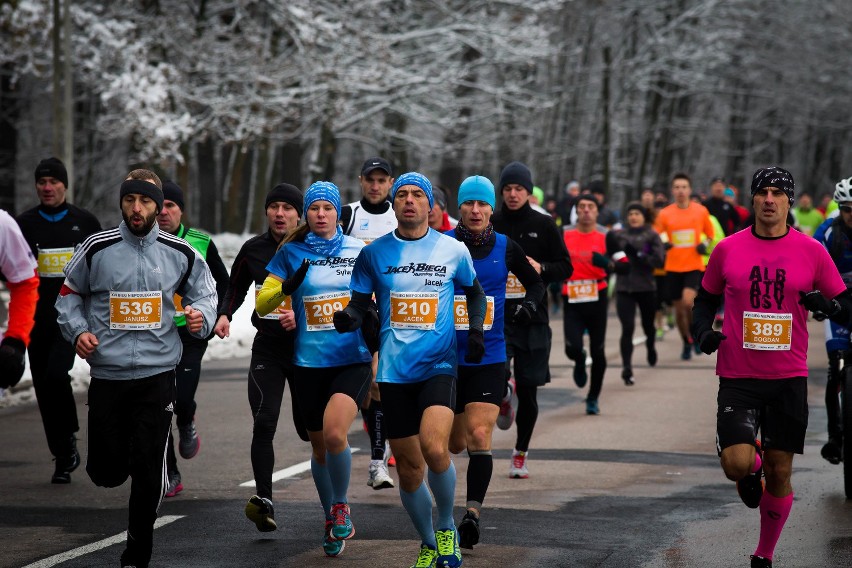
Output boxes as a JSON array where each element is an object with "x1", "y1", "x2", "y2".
[
  {"x1": 435, "y1": 530, "x2": 455, "y2": 554},
  {"x1": 332, "y1": 503, "x2": 349, "y2": 525},
  {"x1": 415, "y1": 546, "x2": 437, "y2": 567},
  {"x1": 512, "y1": 453, "x2": 525, "y2": 469}
]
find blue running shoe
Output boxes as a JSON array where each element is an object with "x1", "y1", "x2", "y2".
[
  {"x1": 330, "y1": 502, "x2": 355, "y2": 540},
  {"x1": 410, "y1": 543, "x2": 438, "y2": 568},
  {"x1": 435, "y1": 527, "x2": 462, "y2": 567},
  {"x1": 323, "y1": 520, "x2": 345, "y2": 557}
]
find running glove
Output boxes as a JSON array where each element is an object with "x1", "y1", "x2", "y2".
[
  {"x1": 0, "y1": 337, "x2": 26, "y2": 389},
  {"x1": 697, "y1": 329, "x2": 726, "y2": 355},
  {"x1": 333, "y1": 308, "x2": 360, "y2": 333},
  {"x1": 623, "y1": 242, "x2": 637, "y2": 257},
  {"x1": 591, "y1": 252, "x2": 611, "y2": 269},
  {"x1": 361, "y1": 304, "x2": 380, "y2": 354},
  {"x1": 798, "y1": 290, "x2": 840, "y2": 320},
  {"x1": 695, "y1": 242, "x2": 708, "y2": 255},
  {"x1": 509, "y1": 301, "x2": 537, "y2": 326},
  {"x1": 281, "y1": 259, "x2": 310, "y2": 295},
  {"x1": 465, "y1": 329, "x2": 485, "y2": 363}
]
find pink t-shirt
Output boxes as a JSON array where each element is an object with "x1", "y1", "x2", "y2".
[{"x1": 702, "y1": 227, "x2": 846, "y2": 379}]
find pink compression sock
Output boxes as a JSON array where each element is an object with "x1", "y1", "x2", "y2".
[
  {"x1": 753, "y1": 491, "x2": 793, "y2": 560},
  {"x1": 752, "y1": 452, "x2": 762, "y2": 473}
]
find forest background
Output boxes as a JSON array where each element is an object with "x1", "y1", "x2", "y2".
[{"x1": 2, "y1": 0, "x2": 851, "y2": 231}]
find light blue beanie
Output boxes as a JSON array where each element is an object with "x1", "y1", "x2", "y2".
[
  {"x1": 304, "y1": 181, "x2": 341, "y2": 219},
  {"x1": 391, "y1": 172, "x2": 434, "y2": 209},
  {"x1": 457, "y1": 175, "x2": 495, "y2": 210}
]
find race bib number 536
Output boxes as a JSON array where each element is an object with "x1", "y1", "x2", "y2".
[{"x1": 109, "y1": 291, "x2": 163, "y2": 329}]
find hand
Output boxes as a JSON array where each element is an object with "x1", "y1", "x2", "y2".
[
  {"x1": 465, "y1": 329, "x2": 485, "y2": 364},
  {"x1": 281, "y1": 259, "x2": 310, "y2": 296},
  {"x1": 213, "y1": 315, "x2": 230, "y2": 339},
  {"x1": 184, "y1": 306, "x2": 204, "y2": 333},
  {"x1": 525, "y1": 256, "x2": 542, "y2": 274},
  {"x1": 623, "y1": 242, "x2": 637, "y2": 257},
  {"x1": 697, "y1": 329, "x2": 726, "y2": 354},
  {"x1": 696, "y1": 242, "x2": 708, "y2": 255},
  {"x1": 361, "y1": 304, "x2": 381, "y2": 354},
  {"x1": 591, "y1": 252, "x2": 611, "y2": 269},
  {"x1": 798, "y1": 290, "x2": 839, "y2": 319},
  {"x1": 0, "y1": 337, "x2": 26, "y2": 388},
  {"x1": 333, "y1": 308, "x2": 360, "y2": 333},
  {"x1": 75, "y1": 332, "x2": 99, "y2": 359},
  {"x1": 663, "y1": 242, "x2": 674, "y2": 251},
  {"x1": 278, "y1": 309, "x2": 297, "y2": 331},
  {"x1": 509, "y1": 301, "x2": 536, "y2": 326}
]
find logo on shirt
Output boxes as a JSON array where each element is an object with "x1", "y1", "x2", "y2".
[
  {"x1": 165, "y1": 402, "x2": 174, "y2": 412},
  {"x1": 359, "y1": 220, "x2": 369, "y2": 230},
  {"x1": 749, "y1": 265, "x2": 784, "y2": 309},
  {"x1": 152, "y1": 265, "x2": 162, "y2": 274},
  {"x1": 382, "y1": 263, "x2": 447, "y2": 276},
  {"x1": 309, "y1": 257, "x2": 357, "y2": 267},
  {"x1": 433, "y1": 362, "x2": 452, "y2": 369}
]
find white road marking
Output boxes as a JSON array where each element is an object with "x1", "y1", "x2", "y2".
[
  {"x1": 240, "y1": 447, "x2": 361, "y2": 487},
  {"x1": 21, "y1": 515, "x2": 184, "y2": 568}
]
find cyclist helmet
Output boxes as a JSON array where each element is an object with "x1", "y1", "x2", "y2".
[{"x1": 834, "y1": 177, "x2": 852, "y2": 204}]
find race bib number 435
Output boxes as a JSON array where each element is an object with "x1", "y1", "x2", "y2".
[
  {"x1": 37, "y1": 247, "x2": 74, "y2": 277},
  {"x1": 390, "y1": 291, "x2": 439, "y2": 330},
  {"x1": 109, "y1": 291, "x2": 163, "y2": 329},
  {"x1": 742, "y1": 311, "x2": 792, "y2": 350}
]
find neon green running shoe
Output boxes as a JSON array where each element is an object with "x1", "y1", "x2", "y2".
[
  {"x1": 435, "y1": 528, "x2": 462, "y2": 567},
  {"x1": 410, "y1": 543, "x2": 438, "y2": 568}
]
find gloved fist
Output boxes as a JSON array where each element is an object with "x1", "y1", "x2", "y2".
[
  {"x1": 663, "y1": 242, "x2": 674, "y2": 251},
  {"x1": 465, "y1": 329, "x2": 485, "y2": 364},
  {"x1": 281, "y1": 259, "x2": 310, "y2": 296},
  {"x1": 509, "y1": 301, "x2": 536, "y2": 326},
  {"x1": 623, "y1": 242, "x2": 637, "y2": 257},
  {"x1": 362, "y1": 304, "x2": 381, "y2": 354},
  {"x1": 696, "y1": 242, "x2": 708, "y2": 255},
  {"x1": 0, "y1": 337, "x2": 26, "y2": 389},
  {"x1": 591, "y1": 252, "x2": 611, "y2": 269},
  {"x1": 697, "y1": 329, "x2": 726, "y2": 355},
  {"x1": 798, "y1": 290, "x2": 839, "y2": 320},
  {"x1": 333, "y1": 308, "x2": 360, "y2": 333}
]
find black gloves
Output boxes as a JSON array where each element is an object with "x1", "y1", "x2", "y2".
[
  {"x1": 696, "y1": 242, "x2": 708, "y2": 255},
  {"x1": 0, "y1": 337, "x2": 26, "y2": 389},
  {"x1": 333, "y1": 308, "x2": 360, "y2": 333},
  {"x1": 281, "y1": 259, "x2": 310, "y2": 296},
  {"x1": 361, "y1": 304, "x2": 380, "y2": 354},
  {"x1": 465, "y1": 329, "x2": 485, "y2": 364},
  {"x1": 663, "y1": 242, "x2": 674, "y2": 251},
  {"x1": 696, "y1": 329, "x2": 726, "y2": 355},
  {"x1": 799, "y1": 290, "x2": 840, "y2": 321},
  {"x1": 509, "y1": 301, "x2": 537, "y2": 326},
  {"x1": 613, "y1": 258, "x2": 632, "y2": 275},
  {"x1": 591, "y1": 252, "x2": 611, "y2": 269},
  {"x1": 623, "y1": 242, "x2": 637, "y2": 257}
]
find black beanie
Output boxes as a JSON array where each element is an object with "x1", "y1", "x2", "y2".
[
  {"x1": 498, "y1": 161, "x2": 533, "y2": 193},
  {"x1": 751, "y1": 166, "x2": 794, "y2": 205},
  {"x1": 120, "y1": 179, "x2": 164, "y2": 211},
  {"x1": 266, "y1": 183, "x2": 304, "y2": 217},
  {"x1": 162, "y1": 180, "x2": 185, "y2": 210},
  {"x1": 34, "y1": 157, "x2": 68, "y2": 188},
  {"x1": 625, "y1": 202, "x2": 648, "y2": 222}
]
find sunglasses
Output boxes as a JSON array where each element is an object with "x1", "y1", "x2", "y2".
[{"x1": 840, "y1": 205, "x2": 852, "y2": 213}]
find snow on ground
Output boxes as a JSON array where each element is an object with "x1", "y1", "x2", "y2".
[{"x1": 0, "y1": 232, "x2": 260, "y2": 408}]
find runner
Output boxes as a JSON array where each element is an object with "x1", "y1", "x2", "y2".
[
  {"x1": 0, "y1": 208, "x2": 39, "y2": 391},
  {"x1": 55, "y1": 170, "x2": 217, "y2": 568},
  {"x1": 491, "y1": 161, "x2": 572, "y2": 478},
  {"x1": 333, "y1": 171, "x2": 486, "y2": 568},
  {"x1": 606, "y1": 202, "x2": 665, "y2": 386},
  {"x1": 156, "y1": 181, "x2": 229, "y2": 497},
  {"x1": 692, "y1": 166, "x2": 852, "y2": 568},
  {"x1": 562, "y1": 194, "x2": 611, "y2": 414},
  {"x1": 340, "y1": 157, "x2": 397, "y2": 490},
  {"x1": 654, "y1": 172, "x2": 715, "y2": 360},
  {"x1": 212, "y1": 183, "x2": 308, "y2": 531},
  {"x1": 256, "y1": 181, "x2": 374, "y2": 557},
  {"x1": 15, "y1": 157, "x2": 101, "y2": 483},
  {"x1": 445, "y1": 175, "x2": 543, "y2": 549},
  {"x1": 811, "y1": 176, "x2": 852, "y2": 464}
]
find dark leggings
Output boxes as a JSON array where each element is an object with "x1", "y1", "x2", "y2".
[
  {"x1": 515, "y1": 384, "x2": 538, "y2": 453},
  {"x1": 563, "y1": 290, "x2": 608, "y2": 401},
  {"x1": 166, "y1": 330, "x2": 208, "y2": 476},
  {"x1": 616, "y1": 291, "x2": 657, "y2": 371}
]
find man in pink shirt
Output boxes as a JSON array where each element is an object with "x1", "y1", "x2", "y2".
[{"x1": 692, "y1": 167, "x2": 852, "y2": 568}]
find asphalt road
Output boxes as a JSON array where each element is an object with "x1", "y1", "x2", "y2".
[{"x1": 1, "y1": 311, "x2": 851, "y2": 567}]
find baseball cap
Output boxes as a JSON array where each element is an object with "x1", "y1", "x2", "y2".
[{"x1": 361, "y1": 157, "x2": 392, "y2": 177}]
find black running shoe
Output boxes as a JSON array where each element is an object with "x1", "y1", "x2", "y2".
[
  {"x1": 680, "y1": 341, "x2": 692, "y2": 360},
  {"x1": 737, "y1": 440, "x2": 764, "y2": 509},
  {"x1": 750, "y1": 554, "x2": 772, "y2": 567},
  {"x1": 51, "y1": 440, "x2": 80, "y2": 484},
  {"x1": 572, "y1": 349, "x2": 588, "y2": 388},
  {"x1": 821, "y1": 436, "x2": 842, "y2": 465},
  {"x1": 647, "y1": 344, "x2": 657, "y2": 367},
  {"x1": 457, "y1": 510, "x2": 480, "y2": 549},
  {"x1": 621, "y1": 368, "x2": 635, "y2": 386}
]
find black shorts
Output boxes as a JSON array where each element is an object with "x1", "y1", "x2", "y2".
[
  {"x1": 665, "y1": 270, "x2": 703, "y2": 302},
  {"x1": 455, "y1": 362, "x2": 505, "y2": 413},
  {"x1": 505, "y1": 322, "x2": 551, "y2": 387},
  {"x1": 379, "y1": 375, "x2": 456, "y2": 439},
  {"x1": 293, "y1": 364, "x2": 372, "y2": 432},
  {"x1": 716, "y1": 377, "x2": 808, "y2": 454}
]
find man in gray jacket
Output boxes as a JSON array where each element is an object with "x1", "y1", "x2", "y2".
[{"x1": 55, "y1": 169, "x2": 218, "y2": 568}]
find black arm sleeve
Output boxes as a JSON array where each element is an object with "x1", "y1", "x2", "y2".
[
  {"x1": 506, "y1": 239, "x2": 545, "y2": 306},
  {"x1": 218, "y1": 245, "x2": 252, "y2": 319},
  {"x1": 691, "y1": 284, "x2": 723, "y2": 341},
  {"x1": 538, "y1": 219, "x2": 573, "y2": 283},
  {"x1": 340, "y1": 290, "x2": 373, "y2": 329},
  {"x1": 340, "y1": 205, "x2": 354, "y2": 235},
  {"x1": 830, "y1": 289, "x2": 852, "y2": 326},
  {"x1": 461, "y1": 278, "x2": 487, "y2": 333},
  {"x1": 206, "y1": 240, "x2": 231, "y2": 311}
]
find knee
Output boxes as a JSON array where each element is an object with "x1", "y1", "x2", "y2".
[
  {"x1": 421, "y1": 444, "x2": 449, "y2": 471},
  {"x1": 564, "y1": 343, "x2": 583, "y2": 361},
  {"x1": 763, "y1": 459, "x2": 792, "y2": 486},
  {"x1": 468, "y1": 425, "x2": 492, "y2": 451},
  {"x1": 253, "y1": 412, "x2": 279, "y2": 438},
  {"x1": 87, "y1": 465, "x2": 128, "y2": 488},
  {"x1": 719, "y1": 453, "x2": 751, "y2": 482},
  {"x1": 323, "y1": 429, "x2": 348, "y2": 454}
]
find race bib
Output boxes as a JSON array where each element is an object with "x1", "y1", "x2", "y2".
[
  {"x1": 37, "y1": 247, "x2": 74, "y2": 277},
  {"x1": 109, "y1": 291, "x2": 163, "y2": 329},
  {"x1": 742, "y1": 311, "x2": 792, "y2": 350},
  {"x1": 254, "y1": 284, "x2": 293, "y2": 320},
  {"x1": 671, "y1": 229, "x2": 695, "y2": 248},
  {"x1": 567, "y1": 280, "x2": 598, "y2": 303},
  {"x1": 390, "y1": 291, "x2": 439, "y2": 330},
  {"x1": 506, "y1": 272, "x2": 526, "y2": 299},
  {"x1": 453, "y1": 295, "x2": 495, "y2": 330},
  {"x1": 303, "y1": 292, "x2": 349, "y2": 331}
]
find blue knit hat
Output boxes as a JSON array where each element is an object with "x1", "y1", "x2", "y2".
[
  {"x1": 457, "y1": 175, "x2": 495, "y2": 210},
  {"x1": 391, "y1": 172, "x2": 434, "y2": 208},
  {"x1": 304, "y1": 181, "x2": 341, "y2": 219}
]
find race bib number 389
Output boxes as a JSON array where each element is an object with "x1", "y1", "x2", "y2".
[
  {"x1": 390, "y1": 291, "x2": 439, "y2": 330},
  {"x1": 742, "y1": 311, "x2": 792, "y2": 350},
  {"x1": 109, "y1": 291, "x2": 163, "y2": 329}
]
